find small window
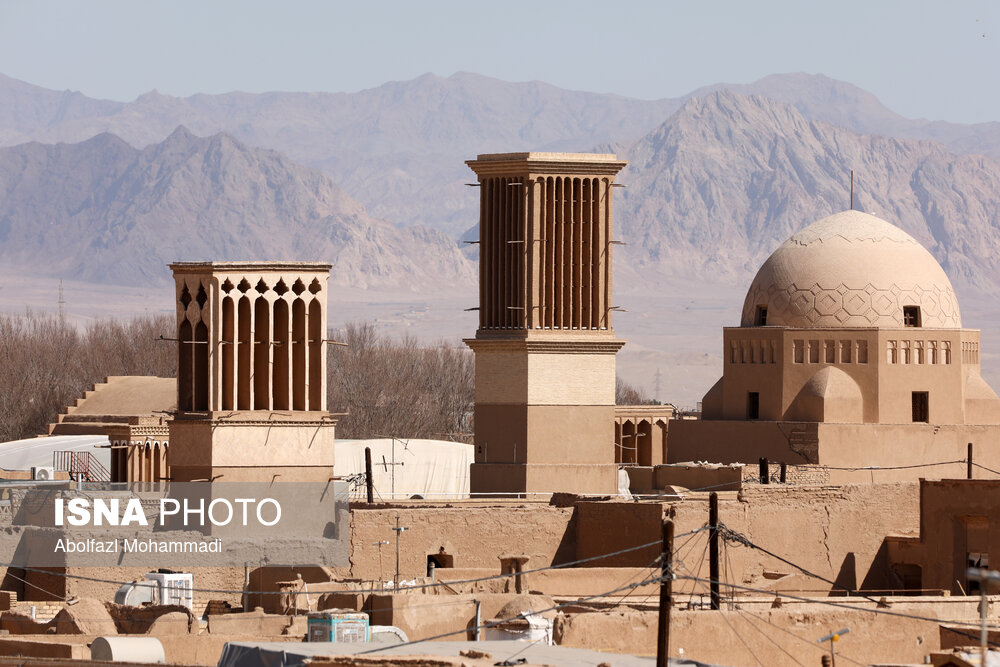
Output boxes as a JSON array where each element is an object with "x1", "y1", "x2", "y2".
[
  {"x1": 857, "y1": 340, "x2": 868, "y2": 364},
  {"x1": 968, "y1": 553, "x2": 990, "y2": 594},
  {"x1": 912, "y1": 391, "x2": 929, "y2": 423},
  {"x1": 929, "y1": 341, "x2": 938, "y2": 364},
  {"x1": 840, "y1": 340, "x2": 852, "y2": 363},
  {"x1": 901, "y1": 340, "x2": 911, "y2": 364},
  {"x1": 730, "y1": 342, "x2": 737, "y2": 364},
  {"x1": 808, "y1": 340, "x2": 819, "y2": 363},
  {"x1": 915, "y1": 340, "x2": 924, "y2": 364},
  {"x1": 944, "y1": 341, "x2": 952, "y2": 364},
  {"x1": 793, "y1": 340, "x2": 804, "y2": 364},
  {"x1": 825, "y1": 340, "x2": 836, "y2": 363},
  {"x1": 747, "y1": 392, "x2": 760, "y2": 420},
  {"x1": 903, "y1": 306, "x2": 921, "y2": 327},
  {"x1": 770, "y1": 341, "x2": 777, "y2": 365},
  {"x1": 756, "y1": 306, "x2": 767, "y2": 326},
  {"x1": 887, "y1": 341, "x2": 897, "y2": 364}
]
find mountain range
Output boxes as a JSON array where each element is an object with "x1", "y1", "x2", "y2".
[
  {"x1": 5, "y1": 71, "x2": 1000, "y2": 293},
  {"x1": 0, "y1": 126, "x2": 472, "y2": 287},
  {"x1": 5, "y1": 70, "x2": 1000, "y2": 401},
  {"x1": 611, "y1": 90, "x2": 1000, "y2": 293},
  {"x1": 7, "y1": 71, "x2": 1000, "y2": 241}
]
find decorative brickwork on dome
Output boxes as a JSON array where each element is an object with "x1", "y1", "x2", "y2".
[{"x1": 740, "y1": 210, "x2": 962, "y2": 329}]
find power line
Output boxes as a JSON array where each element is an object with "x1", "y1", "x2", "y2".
[
  {"x1": 715, "y1": 602, "x2": 765, "y2": 666},
  {"x1": 787, "y1": 459, "x2": 966, "y2": 472},
  {"x1": 717, "y1": 524, "x2": 883, "y2": 605},
  {"x1": 2, "y1": 531, "x2": 706, "y2": 597},
  {"x1": 730, "y1": 605, "x2": 807, "y2": 667},
  {"x1": 354, "y1": 572, "x2": 668, "y2": 655},
  {"x1": 972, "y1": 461, "x2": 1000, "y2": 477},
  {"x1": 676, "y1": 573, "x2": 1000, "y2": 631},
  {"x1": 733, "y1": 604, "x2": 865, "y2": 667}
]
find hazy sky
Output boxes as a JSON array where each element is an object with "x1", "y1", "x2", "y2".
[{"x1": 2, "y1": 0, "x2": 998, "y2": 124}]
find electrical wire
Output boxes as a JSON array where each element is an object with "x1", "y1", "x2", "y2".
[
  {"x1": 715, "y1": 602, "x2": 765, "y2": 666},
  {"x1": 972, "y1": 462, "x2": 1000, "y2": 477},
  {"x1": 732, "y1": 605, "x2": 864, "y2": 667},
  {"x1": 676, "y1": 572, "x2": 1000, "y2": 631},
  {"x1": 717, "y1": 524, "x2": 883, "y2": 605},
  {"x1": 0, "y1": 530, "x2": 706, "y2": 597},
  {"x1": 729, "y1": 604, "x2": 807, "y2": 667},
  {"x1": 354, "y1": 572, "x2": 668, "y2": 655},
  {"x1": 786, "y1": 459, "x2": 966, "y2": 472}
]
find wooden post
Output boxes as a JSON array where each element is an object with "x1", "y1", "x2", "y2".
[
  {"x1": 656, "y1": 520, "x2": 674, "y2": 667},
  {"x1": 365, "y1": 446, "x2": 374, "y2": 503},
  {"x1": 709, "y1": 492, "x2": 720, "y2": 610},
  {"x1": 759, "y1": 457, "x2": 769, "y2": 484},
  {"x1": 779, "y1": 462, "x2": 787, "y2": 484},
  {"x1": 968, "y1": 442, "x2": 974, "y2": 480}
]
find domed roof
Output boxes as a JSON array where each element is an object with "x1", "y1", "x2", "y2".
[{"x1": 741, "y1": 210, "x2": 961, "y2": 328}]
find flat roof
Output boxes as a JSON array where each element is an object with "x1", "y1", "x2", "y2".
[{"x1": 169, "y1": 261, "x2": 332, "y2": 272}]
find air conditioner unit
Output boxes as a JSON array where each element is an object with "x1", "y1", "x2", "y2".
[{"x1": 31, "y1": 466, "x2": 55, "y2": 481}]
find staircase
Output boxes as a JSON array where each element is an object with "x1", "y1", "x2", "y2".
[{"x1": 53, "y1": 451, "x2": 111, "y2": 483}]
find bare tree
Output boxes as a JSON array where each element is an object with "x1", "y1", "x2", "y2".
[
  {"x1": 616, "y1": 376, "x2": 657, "y2": 405},
  {"x1": 326, "y1": 322, "x2": 473, "y2": 441},
  {"x1": 0, "y1": 312, "x2": 175, "y2": 442}
]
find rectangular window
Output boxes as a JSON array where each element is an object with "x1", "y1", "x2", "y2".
[
  {"x1": 887, "y1": 340, "x2": 897, "y2": 364},
  {"x1": 756, "y1": 306, "x2": 767, "y2": 326},
  {"x1": 912, "y1": 391, "x2": 929, "y2": 422},
  {"x1": 825, "y1": 340, "x2": 836, "y2": 363},
  {"x1": 857, "y1": 340, "x2": 868, "y2": 364},
  {"x1": 809, "y1": 340, "x2": 819, "y2": 363},
  {"x1": 770, "y1": 341, "x2": 777, "y2": 365},
  {"x1": 793, "y1": 340, "x2": 804, "y2": 364},
  {"x1": 929, "y1": 341, "x2": 938, "y2": 364},
  {"x1": 968, "y1": 553, "x2": 990, "y2": 594},
  {"x1": 747, "y1": 392, "x2": 760, "y2": 420},
  {"x1": 840, "y1": 340, "x2": 852, "y2": 363},
  {"x1": 944, "y1": 341, "x2": 952, "y2": 364},
  {"x1": 903, "y1": 306, "x2": 921, "y2": 327},
  {"x1": 915, "y1": 340, "x2": 924, "y2": 364},
  {"x1": 902, "y1": 340, "x2": 911, "y2": 364}
]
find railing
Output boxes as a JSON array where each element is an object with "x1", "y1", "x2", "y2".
[{"x1": 53, "y1": 451, "x2": 111, "y2": 483}]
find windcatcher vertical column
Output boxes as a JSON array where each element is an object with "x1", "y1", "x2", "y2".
[
  {"x1": 465, "y1": 153, "x2": 627, "y2": 496},
  {"x1": 167, "y1": 261, "x2": 336, "y2": 482}
]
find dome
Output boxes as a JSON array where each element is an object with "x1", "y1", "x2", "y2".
[{"x1": 740, "y1": 210, "x2": 961, "y2": 328}]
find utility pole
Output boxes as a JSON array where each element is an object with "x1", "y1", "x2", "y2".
[
  {"x1": 709, "y1": 492, "x2": 720, "y2": 610},
  {"x1": 58, "y1": 279, "x2": 66, "y2": 325},
  {"x1": 378, "y1": 437, "x2": 406, "y2": 500},
  {"x1": 657, "y1": 520, "x2": 674, "y2": 667},
  {"x1": 392, "y1": 515, "x2": 409, "y2": 588},
  {"x1": 967, "y1": 567, "x2": 1000, "y2": 666},
  {"x1": 817, "y1": 628, "x2": 850, "y2": 667},
  {"x1": 364, "y1": 447, "x2": 374, "y2": 503},
  {"x1": 373, "y1": 540, "x2": 389, "y2": 586}
]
